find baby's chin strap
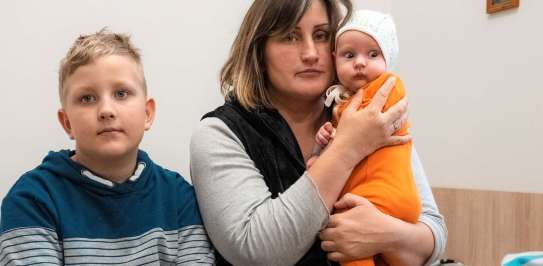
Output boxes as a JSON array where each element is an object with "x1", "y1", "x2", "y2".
[{"x1": 324, "y1": 84, "x2": 346, "y2": 107}]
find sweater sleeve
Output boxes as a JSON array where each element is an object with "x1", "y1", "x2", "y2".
[
  {"x1": 412, "y1": 146, "x2": 448, "y2": 265},
  {"x1": 1, "y1": 180, "x2": 63, "y2": 265},
  {"x1": 190, "y1": 117, "x2": 330, "y2": 266},
  {"x1": 176, "y1": 178, "x2": 216, "y2": 265}
]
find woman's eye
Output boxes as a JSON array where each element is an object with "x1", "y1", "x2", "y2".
[
  {"x1": 314, "y1": 30, "x2": 330, "y2": 42},
  {"x1": 115, "y1": 90, "x2": 129, "y2": 99},
  {"x1": 80, "y1": 95, "x2": 96, "y2": 104},
  {"x1": 283, "y1": 32, "x2": 298, "y2": 42}
]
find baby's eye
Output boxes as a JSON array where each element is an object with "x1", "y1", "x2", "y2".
[
  {"x1": 115, "y1": 90, "x2": 129, "y2": 99},
  {"x1": 343, "y1": 52, "x2": 354, "y2": 59},
  {"x1": 369, "y1": 50, "x2": 381, "y2": 58},
  {"x1": 80, "y1": 95, "x2": 96, "y2": 104}
]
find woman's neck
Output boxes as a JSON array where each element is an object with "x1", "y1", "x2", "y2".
[
  {"x1": 271, "y1": 94, "x2": 326, "y2": 162},
  {"x1": 271, "y1": 92, "x2": 324, "y2": 124}
]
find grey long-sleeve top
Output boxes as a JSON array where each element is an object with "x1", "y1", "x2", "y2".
[{"x1": 190, "y1": 117, "x2": 447, "y2": 266}]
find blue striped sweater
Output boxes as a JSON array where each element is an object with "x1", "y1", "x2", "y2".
[{"x1": 0, "y1": 150, "x2": 215, "y2": 265}]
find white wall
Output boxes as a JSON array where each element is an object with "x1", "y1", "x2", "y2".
[
  {"x1": 0, "y1": 0, "x2": 541, "y2": 199},
  {"x1": 0, "y1": 0, "x2": 251, "y2": 197},
  {"x1": 386, "y1": 0, "x2": 543, "y2": 193},
  {"x1": 355, "y1": 0, "x2": 543, "y2": 193}
]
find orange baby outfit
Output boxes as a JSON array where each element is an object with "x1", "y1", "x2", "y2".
[{"x1": 334, "y1": 73, "x2": 421, "y2": 266}]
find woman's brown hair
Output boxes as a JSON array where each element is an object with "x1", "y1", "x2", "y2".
[{"x1": 220, "y1": 0, "x2": 353, "y2": 110}]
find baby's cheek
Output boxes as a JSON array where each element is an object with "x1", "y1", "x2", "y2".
[{"x1": 336, "y1": 65, "x2": 351, "y2": 83}]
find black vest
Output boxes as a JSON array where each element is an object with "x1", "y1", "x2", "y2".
[{"x1": 203, "y1": 100, "x2": 336, "y2": 266}]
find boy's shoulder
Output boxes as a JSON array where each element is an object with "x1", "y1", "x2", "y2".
[
  {"x1": 4, "y1": 150, "x2": 70, "y2": 199},
  {"x1": 1, "y1": 151, "x2": 71, "y2": 232},
  {"x1": 142, "y1": 151, "x2": 194, "y2": 193},
  {"x1": 144, "y1": 152, "x2": 189, "y2": 183},
  {"x1": 143, "y1": 152, "x2": 202, "y2": 226}
]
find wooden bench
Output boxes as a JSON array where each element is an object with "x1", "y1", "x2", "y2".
[{"x1": 432, "y1": 187, "x2": 543, "y2": 265}]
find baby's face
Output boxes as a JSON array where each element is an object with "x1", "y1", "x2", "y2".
[{"x1": 335, "y1": 30, "x2": 386, "y2": 92}]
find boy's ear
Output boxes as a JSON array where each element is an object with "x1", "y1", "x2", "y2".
[
  {"x1": 57, "y1": 108, "x2": 75, "y2": 140},
  {"x1": 144, "y1": 97, "x2": 156, "y2": 131}
]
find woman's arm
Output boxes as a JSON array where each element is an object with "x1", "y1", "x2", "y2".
[
  {"x1": 385, "y1": 147, "x2": 447, "y2": 265},
  {"x1": 406, "y1": 147, "x2": 448, "y2": 265},
  {"x1": 319, "y1": 147, "x2": 447, "y2": 266},
  {"x1": 191, "y1": 79, "x2": 411, "y2": 265},
  {"x1": 190, "y1": 118, "x2": 330, "y2": 266}
]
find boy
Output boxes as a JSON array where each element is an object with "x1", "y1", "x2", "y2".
[
  {"x1": 0, "y1": 29, "x2": 215, "y2": 265},
  {"x1": 313, "y1": 10, "x2": 421, "y2": 266}
]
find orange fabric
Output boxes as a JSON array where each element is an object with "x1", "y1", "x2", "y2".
[{"x1": 334, "y1": 73, "x2": 421, "y2": 266}]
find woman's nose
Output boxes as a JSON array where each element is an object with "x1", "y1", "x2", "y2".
[{"x1": 301, "y1": 40, "x2": 319, "y2": 65}]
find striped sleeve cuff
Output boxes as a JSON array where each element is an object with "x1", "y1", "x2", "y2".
[
  {"x1": 1, "y1": 227, "x2": 62, "y2": 265},
  {"x1": 177, "y1": 225, "x2": 215, "y2": 265}
]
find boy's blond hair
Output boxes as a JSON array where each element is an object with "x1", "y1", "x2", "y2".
[{"x1": 58, "y1": 28, "x2": 147, "y2": 105}]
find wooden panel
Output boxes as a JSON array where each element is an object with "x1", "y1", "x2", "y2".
[{"x1": 432, "y1": 187, "x2": 543, "y2": 265}]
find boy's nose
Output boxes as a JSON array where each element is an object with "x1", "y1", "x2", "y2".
[
  {"x1": 99, "y1": 111, "x2": 115, "y2": 120},
  {"x1": 98, "y1": 100, "x2": 116, "y2": 120}
]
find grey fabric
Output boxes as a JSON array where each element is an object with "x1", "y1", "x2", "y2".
[
  {"x1": 190, "y1": 117, "x2": 447, "y2": 266},
  {"x1": 412, "y1": 147, "x2": 448, "y2": 266}
]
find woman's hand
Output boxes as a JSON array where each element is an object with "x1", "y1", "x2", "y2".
[
  {"x1": 319, "y1": 193, "x2": 403, "y2": 262},
  {"x1": 320, "y1": 193, "x2": 434, "y2": 266},
  {"x1": 332, "y1": 77, "x2": 410, "y2": 171},
  {"x1": 306, "y1": 77, "x2": 410, "y2": 210}
]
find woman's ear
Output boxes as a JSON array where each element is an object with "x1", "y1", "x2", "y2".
[{"x1": 57, "y1": 109, "x2": 74, "y2": 140}]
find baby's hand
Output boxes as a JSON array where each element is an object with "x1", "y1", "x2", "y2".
[
  {"x1": 306, "y1": 156, "x2": 318, "y2": 169},
  {"x1": 315, "y1": 122, "x2": 336, "y2": 146}
]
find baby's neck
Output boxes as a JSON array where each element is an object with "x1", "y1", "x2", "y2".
[{"x1": 71, "y1": 151, "x2": 138, "y2": 183}]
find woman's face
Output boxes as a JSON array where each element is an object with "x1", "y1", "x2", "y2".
[{"x1": 264, "y1": 0, "x2": 334, "y2": 103}]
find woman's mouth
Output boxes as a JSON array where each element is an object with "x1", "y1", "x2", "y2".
[{"x1": 296, "y1": 69, "x2": 323, "y2": 78}]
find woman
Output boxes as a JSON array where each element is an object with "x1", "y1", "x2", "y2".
[{"x1": 190, "y1": 0, "x2": 446, "y2": 265}]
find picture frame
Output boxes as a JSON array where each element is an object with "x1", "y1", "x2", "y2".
[{"x1": 487, "y1": 0, "x2": 520, "y2": 14}]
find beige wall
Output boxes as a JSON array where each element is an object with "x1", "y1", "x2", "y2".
[{"x1": 1, "y1": 0, "x2": 541, "y2": 198}]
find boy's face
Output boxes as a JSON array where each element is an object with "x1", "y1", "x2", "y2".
[
  {"x1": 58, "y1": 55, "x2": 155, "y2": 162},
  {"x1": 334, "y1": 30, "x2": 386, "y2": 92}
]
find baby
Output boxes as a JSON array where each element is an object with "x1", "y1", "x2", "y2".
[{"x1": 315, "y1": 10, "x2": 421, "y2": 266}]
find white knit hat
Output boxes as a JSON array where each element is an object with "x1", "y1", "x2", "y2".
[{"x1": 336, "y1": 9, "x2": 399, "y2": 71}]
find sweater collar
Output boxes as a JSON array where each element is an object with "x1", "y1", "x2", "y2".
[
  {"x1": 80, "y1": 162, "x2": 146, "y2": 188},
  {"x1": 41, "y1": 150, "x2": 154, "y2": 195}
]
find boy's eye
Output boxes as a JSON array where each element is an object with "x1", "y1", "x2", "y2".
[
  {"x1": 369, "y1": 50, "x2": 381, "y2": 58},
  {"x1": 115, "y1": 90, "x2": 129, "y2": 99},
  {"x1": 80, "y1": 95, "x2": 96, "y2": 104},
  {"x1": 313, "y1": 30, "x2": 330, "y2": 42}
]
